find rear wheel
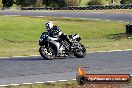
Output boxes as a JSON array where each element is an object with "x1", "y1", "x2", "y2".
[
  {"x1": 39, "y1": 46, "x2": 55, "y2": 60},
  {"x1": 74, "y1": 43, "x2": 86, "y2": 58}
]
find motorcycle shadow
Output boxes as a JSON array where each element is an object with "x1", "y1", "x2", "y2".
[
  {"x1": 54, "y1": 56, "x2": 76, "y2": 60},
  {"x1": 54, "y1": 55, "x2": 85, "y2": 60}
]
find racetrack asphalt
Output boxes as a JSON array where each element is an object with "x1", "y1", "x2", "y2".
[
  {"x1": 0, "y1": 50, "x2": 132, "y2": 85},
  {"x1": 0, "y1": 10, "x2": 132, "y2": 85},
  {"x1": 0, "y1": 11, "x2": 132, "y2": 22}
]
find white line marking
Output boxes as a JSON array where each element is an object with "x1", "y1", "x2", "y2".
[
  {"x1": 0, "y1": 57, "x2": 10, "y2": 58},
  {"x1": 23, "y1": 83, "x2": 33, "y2": 85},
  {"x1": 34, "y1": 82, "x2": 45, "y2": 84},
  {"x1": 4, "y1": 15, "x2": 21, "y2": 16},
  {"x1": 45, "y1": 81, "x2": 57, "y2": 83},
  {"x1": 0, "y1": 55, "x2": 40, "y2": 58},
  {"x1": 0, "y1": 75, "x2": 131, "y2": 86},
  {"x1": 58, "y1": 80, "x2": 68, "y2": 82},
  {"x1": 106, "y1": 20, "x2": 111, "y2": 21},
  {"x1": 79, "y1": 18, "x2": 87, "y2": 20},
  {"x1": 117, "y1": 21, "x2": 124, "y2": 23},
  {"x1": 71, "y1": 79, "x2": 76, "y2": 81},
  {"x1": 91, "y1": 12, "x2": 104, "y2": 14},
  {"x1": 12, "y1": 56, "x2": 29, "y2": 58},
  {"x1": 90, "y1": 19, "x2": 101, "y2": 21},
  {"x1": 0, "y1": 49, "x2": 132, "y2": 58},
  {"x1": 88, "y1": 49, "x2": 132, "y2": 53},
  {"x1": 9, "y1": 84, "x2": 19, "y2": 86},
  {"x1": 0, "y1": 85, "x2": 9, "y2": 87}
]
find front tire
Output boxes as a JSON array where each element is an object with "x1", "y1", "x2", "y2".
[
  {"x1": 74, "y1": 44, "x2": 86, "y2": 58},
  {"x1": 39, "y1": 46, "x2": 55, "y2": 60}
]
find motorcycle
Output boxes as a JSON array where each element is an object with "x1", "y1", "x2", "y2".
[{"x1": 38, "y1": 32, "x2": 86, "y2": 60}]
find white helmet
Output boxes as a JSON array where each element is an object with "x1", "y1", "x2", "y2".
[{"x1": 45, "y1": 21, "x2": 54, "y2": 31}]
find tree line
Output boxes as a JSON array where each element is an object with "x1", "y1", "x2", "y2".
[
  {"x1": 2, "y1": 0, "x2": 132, "y2": 7},
  {"x1": 2, "y1": 0, "x2": 80, "y2": 7},
  {"x1": 87, "y1": 0, "x2": 132, "y2": 5}
]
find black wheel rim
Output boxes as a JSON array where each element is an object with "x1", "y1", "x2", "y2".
[
  {"x1": 41, "y1": 47, "x2": 55, "y2": 59},
  {"x1": 77, "y1": 45, "x2": 86, "y2": 54}
]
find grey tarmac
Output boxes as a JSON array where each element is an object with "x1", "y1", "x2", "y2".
[
  {"x1": 0, "y1": 10, "x2": 132, "y2": 85},
  {"x1": 0, "y1": 11, "x2": 132, "y2": 22},
  {"x1": 0, "y1": 51, "x2": 132, "y2": 85}
]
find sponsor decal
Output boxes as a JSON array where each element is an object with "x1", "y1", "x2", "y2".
[{"x1": 76, "y1": 67, "x2": 131, "y2": 85}]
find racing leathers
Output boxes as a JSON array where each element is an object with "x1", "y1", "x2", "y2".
[{"x1": 47, "y1": 26, "x2": 72, "y2": 50}]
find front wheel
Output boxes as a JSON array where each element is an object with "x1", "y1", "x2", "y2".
[
  {"x1": 39, "y1": 46, "x2": 55, "y2": 60},
  {"x1": 74, "y1": 43, "x2": 86, "y2": 58}
]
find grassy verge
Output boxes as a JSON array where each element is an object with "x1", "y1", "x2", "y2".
[
  {"x1": 80, "y1": 0, "x2": 121, "y2": 6},
  {"x1": 0, "y1": 0, "x2": 121, "y2": 8},
  {"x1": 0, "y1": 16, "x2": 132, "y2": 57},
  {"x1": 0, "y1": 0, "x2": 2, "y2": 9},
  {"x1": 0, "y1": 80, "x2": 131, "y2": 88},
  {"x1": 80, "y1": 0, "x2": 88, "y2": 6}
]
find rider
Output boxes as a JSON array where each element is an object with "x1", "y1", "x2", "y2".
[
  {"x1": 45, "y1": 21, "x2": 61, "y2": 38},
  {"x1": 45, "y1": 21, "x2": 73, "y2": 49}
]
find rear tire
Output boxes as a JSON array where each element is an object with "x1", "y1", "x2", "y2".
[
  {"x1": 39, "y1": 46, "x2": 55, "y2": 60},
  {"x1": 74, "y1": 44, "x2": 86, "y2": 58}
]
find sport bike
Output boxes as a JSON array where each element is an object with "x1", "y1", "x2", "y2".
[{"x1": 38, "y1": 32, "x2": 86, "y2": 60}]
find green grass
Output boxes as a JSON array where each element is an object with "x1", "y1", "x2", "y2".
[
  {"x1": 0, "y1": 80, "x2": 131, "y2": 88},
  {"x1": 0, "y1": 0, "x2": 122, "y2": 8},
  {"x1": 0, "y1": 16, "x2": 132, "y2": 57},
  {"x1": 0, "y1": 81, "x2": 77, "y2": 88},
  {"x1": 0, "y1": 0, "x2": 2, "y2": 8},
  {"x1": 1, "y1": 78, "x2": 131, "y2": 88},
  {"x1": 80, "y1": 0, "x2": 121, "y2": 6},
  {"x1": 80, "y1": 0, "x2": 89, "y2": 6}
]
